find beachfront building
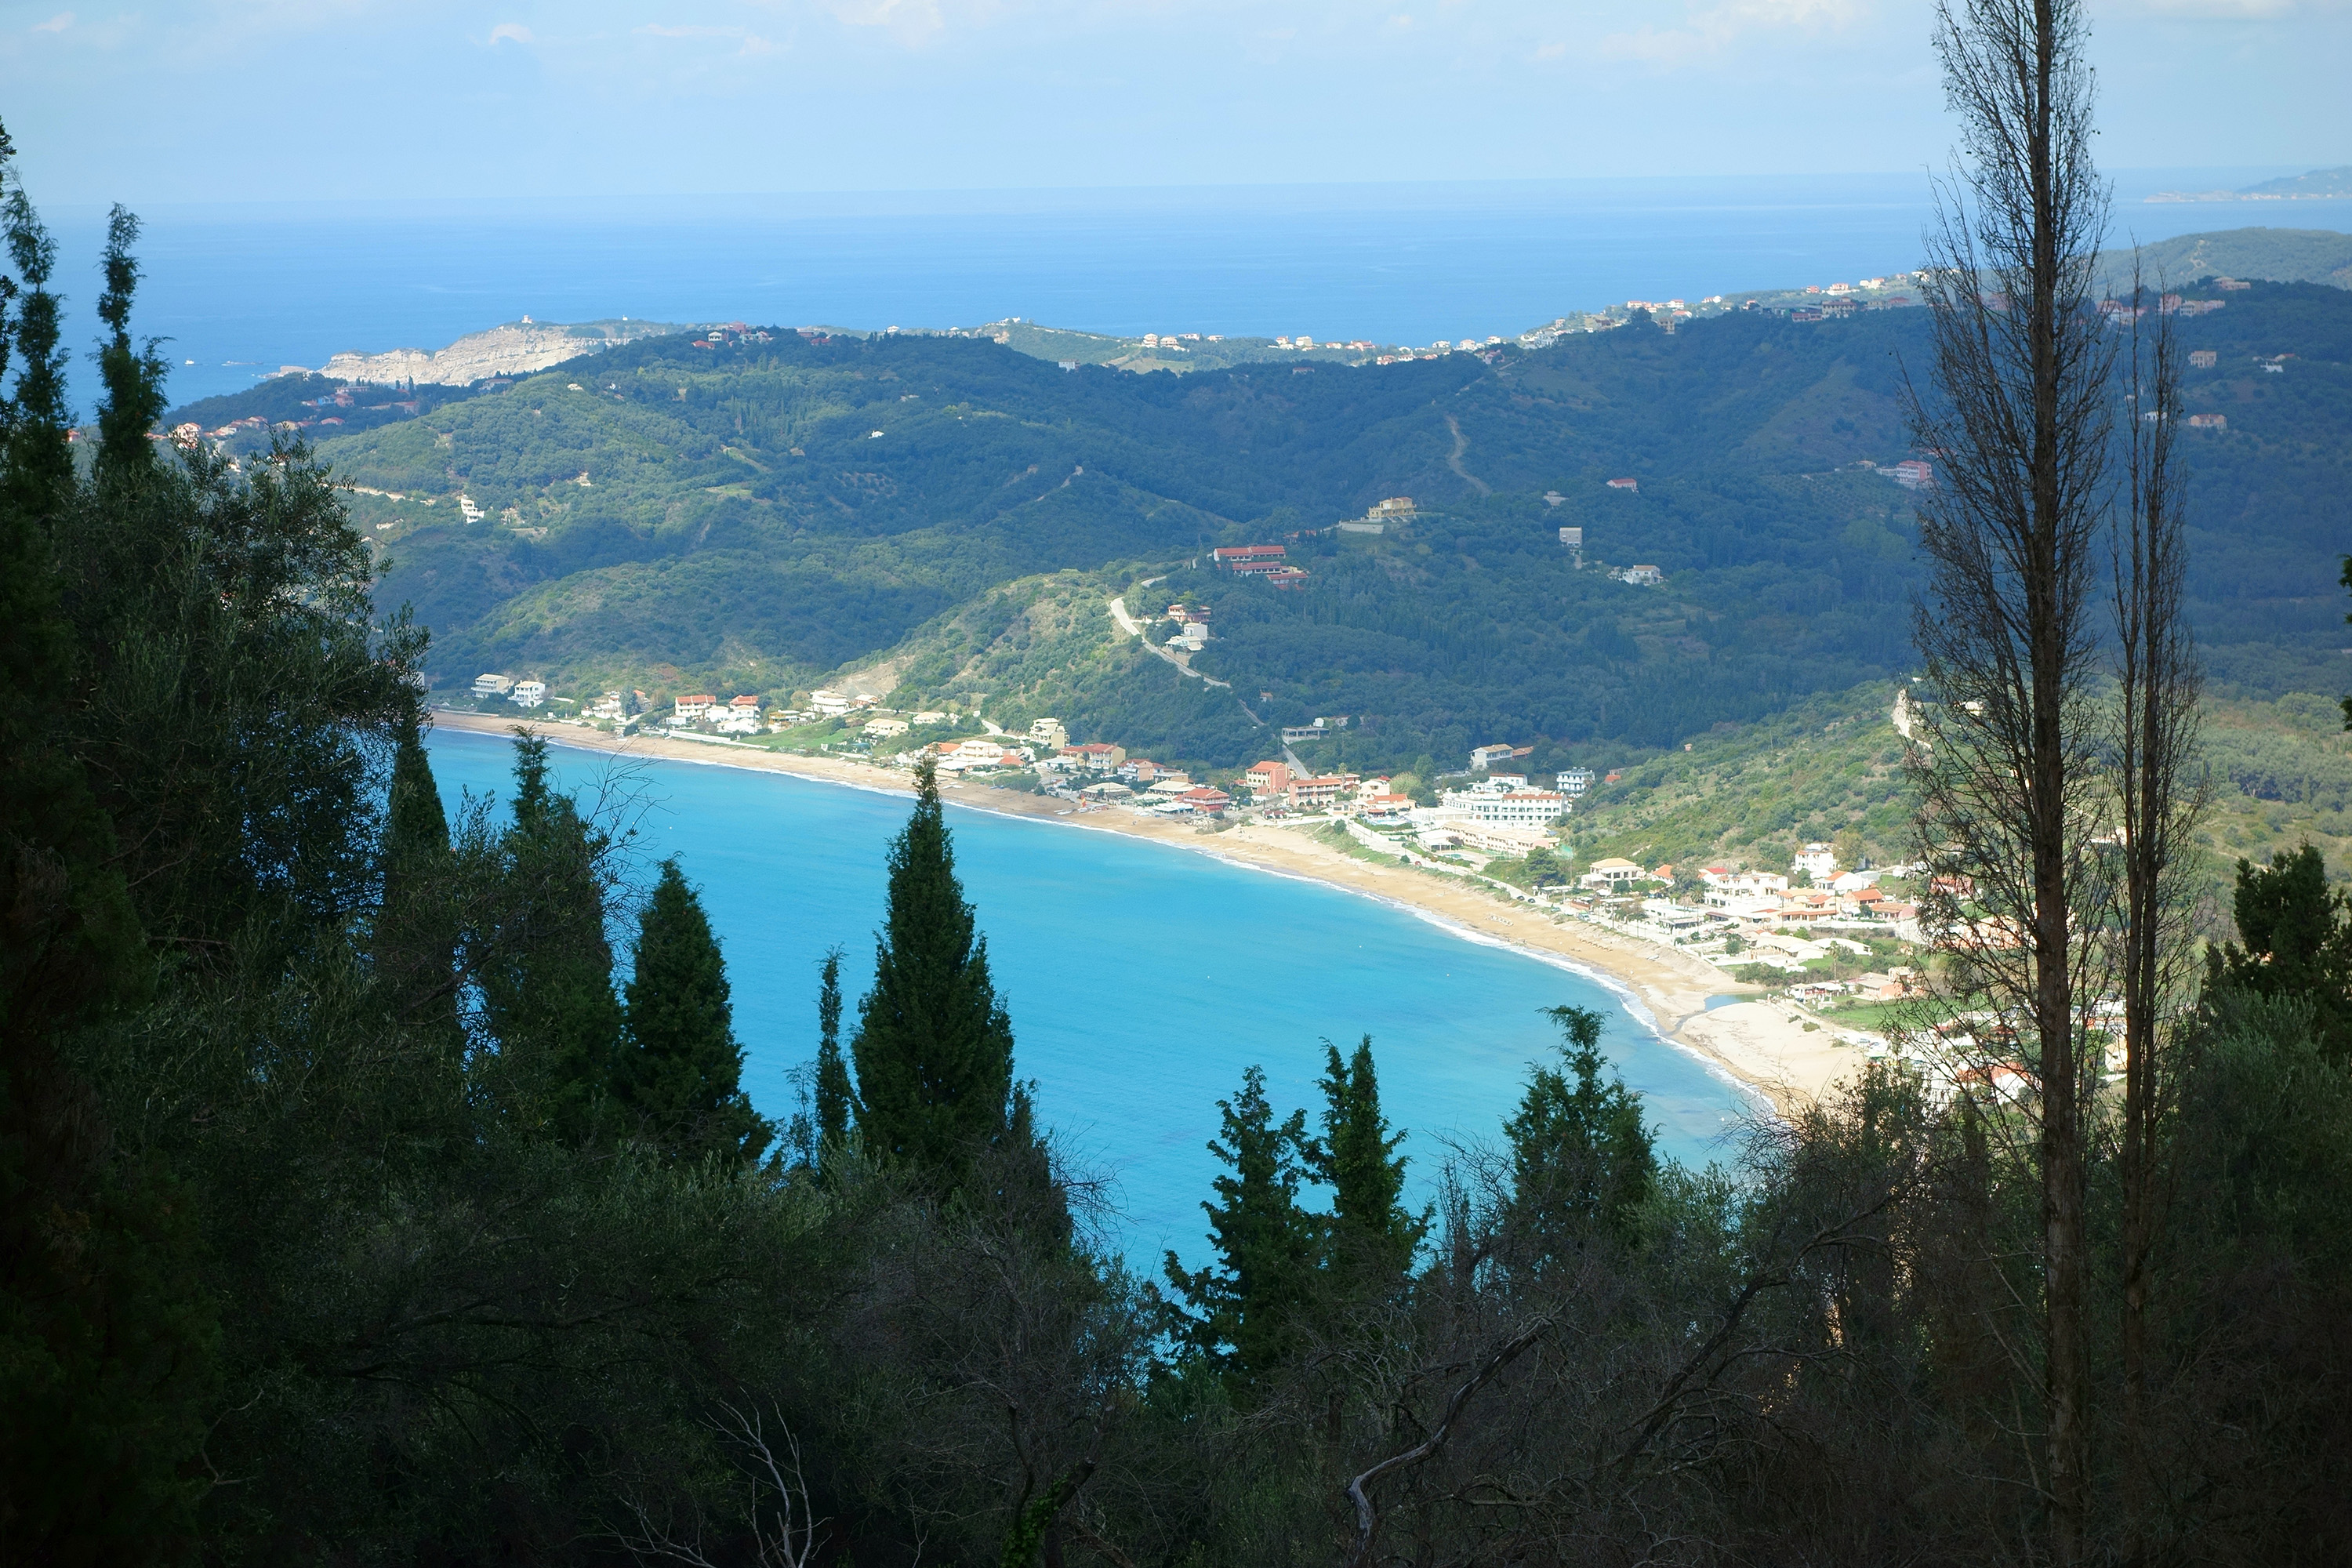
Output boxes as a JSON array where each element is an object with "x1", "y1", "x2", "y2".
[
  {"x1": 673, "y1": 694, "x2": 716, "y2": 721},
  {"x1": 1062, "y1": 742, "x2": 1125, "y2": 771},
  {"x1": 509, "y1": 680, "x2": 547, "y2": 708},
  {"x1": 1289, "y1": 775, "x2": 1359, "y2": 810},
  {"x1": 1581, "y1": 857, "x2": 1646, "y2": 890},
  {"x1": 1441, "y1": 786, "x2": 1568, "y2": 830},
  {"x1": 473, "y1": 673, "x2": 515, "y2": 698},
  {"x1": 1243, "y1": 760, "x2": 1294, "y2": 800}
]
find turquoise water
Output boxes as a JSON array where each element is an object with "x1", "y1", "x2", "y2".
[{"x1": 426, "y1": 727, "x2": 1754, "y2": 1265}]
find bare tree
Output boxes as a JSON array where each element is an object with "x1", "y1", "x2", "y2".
[
  {"x1": 1907, "y1": 0, "x2": 2114, "y2": 1558},
  {"x1": 616, "y1": 1402, "x2": 826, "y2": 1568},
  {"x1": 2109, "y1": 261, "x2": 2207, "y2": 1558}
]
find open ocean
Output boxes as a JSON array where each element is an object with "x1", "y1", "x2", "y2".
[
  {"x1": 424, "y1": 728, "x2": 1757, "y2": 1269},
  {"x1": 30, "y1": 167, "x2": 2341, "y2": 410}
]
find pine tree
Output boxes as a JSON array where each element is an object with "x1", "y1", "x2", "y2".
[
  {"x1": 813, "y1": 948, "x2": 854, "y2": 1154},
  {"x1": 2205, "y1": 846, "x2": 2352, "y2": 1059},
  {"x1": 1310, "y1": 1036, "x2": 1425, "y2": 1291},
  {"x1": 1504, "y1": 1006, "x2": 1656, "y2": 1257},
  {"x1": 478, "y1": 732, "x2": 626, "y2": 1142},
  {"x1": 1164, "y1": 1065, "x2": 1321, "y2": 1385},
  {"x1": 849, "y1": 758, "x2": 1015, "y2": 1185},
  {"x1": 619, "y1": 858, "x2": 771, "y2": 1165}
]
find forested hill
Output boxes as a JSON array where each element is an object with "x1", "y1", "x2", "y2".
[{"x1": 199, "y1": 276, "x2": 2352, "y2": 770}]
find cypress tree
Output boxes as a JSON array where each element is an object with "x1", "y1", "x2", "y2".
[
  {"x1": 849, "y1": 758, "x2": 1015, "y2": 1184},
  {"x1": 93, "y1": 203, "x2": 166, "y2": 483},
  {"x1": 1310, "y1": 1036, "x2": 1425, "y2": 1290},
  {"x1": 374, "y1": 710, "x2": 460, "y2": 1029},
  {"x1": 0, "y1": 167, "x2": 214, "y2": 1553},
  {"x1": 478, "y1": 732, "x2": 626, "y2": 1142},
  {"x1": 1504, "y1": 1006, "x2": 1656, "y2": 1257},
  {"x1": 813, "y1": 948, "x2": 854, "y2": 1153},
  {"x1": 619, "y1": 858, "x2": 771, "y2": 1164},
  {"x1": 1164, "y1": 1065, "x2": 1320, "y2": 1385}
]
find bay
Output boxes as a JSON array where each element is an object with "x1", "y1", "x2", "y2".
[
  {"x1": 38, "y1": 168, "x2": 2335, "y2": 410},
  {"x1": 425, "y1": 727, "x2": 1753, "y2": 1267}
]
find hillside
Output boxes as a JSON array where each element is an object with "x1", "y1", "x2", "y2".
[
  {"x1": 162, "y1": 270, "x2": 2352, "y2": 774},
  {"x1": 2097, "y1": 227, "x2": 2352, "y2": 292},
  {"x1": 1562, "y1": 678, "x2": 2352, "y2": 910}
]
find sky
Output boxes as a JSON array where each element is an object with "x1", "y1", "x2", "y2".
[{"x1": 1, "y1": 1, "x2": 2346, "y2": 205}]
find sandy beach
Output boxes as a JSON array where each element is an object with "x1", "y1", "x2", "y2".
[{"x1": 431, "y1": 710, "x2": 1865, "y2": 1117}]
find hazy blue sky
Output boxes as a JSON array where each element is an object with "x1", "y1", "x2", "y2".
[{"x1": 2, "y1": 1, "x2": 2344, "y2": 205}]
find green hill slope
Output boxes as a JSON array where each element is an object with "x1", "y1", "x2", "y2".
[{"x1": 165, "y1": 267, "x2": 2352, "y2": 772}]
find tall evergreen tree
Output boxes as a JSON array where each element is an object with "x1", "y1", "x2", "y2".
[
  {"x1": 813, "y1": 948, "x2": 854, "y2": 1154},
  {"x1": 850, "y1": 758, "x2": 1015, "y2": 1185},
  {"x1": 619, "y1": 858, "x2": 771, "y2": 1165},
  {"x1": 374, "y1": 708, "x2": 462, "y2": 1030},
  {"x1": 1504, "y1": 1006, "x2": 1656, "y2": 1256},
  {"x1": 1164, "y1": 1065, "x2": 1321, "y2": 1385},
  {"x1": 93, "y1": 203, "x2": 165, "y2": 482},
  {"x1": 1309, "y1": 1036, "x2": 1425, "y2": 1290},
  {"x1": 0, "y1": 167, "x2": 215, "y2": 1558},
  {"x1": 478, "y1": 732, "x2": 626, "y2": 1142}
]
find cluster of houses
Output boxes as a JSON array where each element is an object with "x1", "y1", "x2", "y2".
[{"x1": 1571, "y1": 846, "x2": 1926, "y2": 980}]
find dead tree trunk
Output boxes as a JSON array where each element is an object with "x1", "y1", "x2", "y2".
[
  {"x1": 2111, "y1": 265, "x2": 2205, "y2": 1563},
  {"x1": 1910, "y1": 2, "x2": 2113, "y2": 1559}
]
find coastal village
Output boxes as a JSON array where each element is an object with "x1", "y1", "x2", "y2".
[{"x1": 451, "y1": 614, "x2": 1958, "y2": 1104}]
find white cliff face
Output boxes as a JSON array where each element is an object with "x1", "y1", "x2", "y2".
[{"x1": 319, "y1": 318, "x2": 682, "y2": 387}]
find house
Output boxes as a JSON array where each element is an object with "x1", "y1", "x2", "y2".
[
  {"x1": 1357, "y1": 793, "x2": 1414, "y2": 819},
  {"x1": 729, "y1": 695, "x2": 760, "y2": 716},
  {"x1": 1212, "y1": 544, "x2": 1287, "y2": 569},
  {"x1": 1264, "y1": 568, "x2": 1312, "y2": 590},
  {"x1": 1558, "y1": 767, "x2": 1595, "y2": 796},
  {"x1": 587, "y1": 691, "x2": 626, "y2": 720},
  {"x1": 808, "y1": 688, "x2": 856, "y2": 717},
  {"x1": 863, "y1": 717, "x2": 910, "y2": 738},
  {"x1": 1616, "y1": 564, "x2": 1664, "y2": 586},
  {"x1": 1181, "y1": 786, "x2": 1233, "y2": 814},
  {"x1": 1793, "y1": 842, "x2": 1839, "y2": 880},
  {"x1": 1243, "y1": 760, "x2": 1294, "y2": 798},
  {"x1": 2189, "y1": 349, "x2": 2218, "y2": 368},
  {"x1": 1580, "y1": 857, "x2": 1646, "y2": 889},
  {"x1": 1029, "y1": 717, "x2": 1069, "y2": 750},
  {"x1": 673, "y1": 694, "x2": 716, "y2": 720},
  {"x1": 2187, "y1": 413, "x2": 2227, "y2": 430},
  {"x1": 1117, "y1": 757, "x2": 1162, "y2": 784},
  {"x1": 1288, "y1": 775, "x2": 1357, "y2": 809},
  {"x1": 472, "y1": 673, "x2": 515, "y2": 697},
  {"x1": 1352, "y1": 774, "x2": 1393, "y2": 799},
  {"x1": 946, "y1": 739, "x2": 1010, "y2": 770},
  {"x1": 1606, "y1": 477, "x2": 1639, "y2": 492},
  {"x1": 1889, "y1": 459, "x2": 1934, "y2": 490},
  {"x1": 1558, "y1": 526, "x2": 1583, "y2": 549},
  {"x1": 509, "y1": 680, "x2": 547, "y2": 708},
  {"x1": 1063, "y1": 742, "x2": 1125, "y2": 771},
  {"x1": 1367, "y1": 497, "x2": 1417, "y2": 520},
  {"x1": 1469, "y1": 743, "x2": 1521, "y2": 771}
]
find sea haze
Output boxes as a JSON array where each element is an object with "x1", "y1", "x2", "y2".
[
  {"x1": 423, "y1": 728, "x2": 1753, "y2": 1268},
  {"x1": 43, "y1": 168, "x2": 2339, "y2": 408}
]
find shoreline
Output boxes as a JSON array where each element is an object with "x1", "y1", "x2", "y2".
[{"x1": 430, "y1": 709, "x2": 1865, "y2": 1117}]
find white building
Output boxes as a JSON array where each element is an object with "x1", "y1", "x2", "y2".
[
  {"x1": 508, "y1": 680, "x2": 547, "y2": 708},
  {"x1": 1558, "y1": 768, "x2": 1595, "y2": 797},
  {"x1": 1443, "y1": 789, "x2": 1567, "y2": 829},
  {"x1": 473, "y1": 673, "x2": 515, "y2": 697},
  {"x1": 809, "y1": 688, "x2": 857, "y2": 717},
  {"x1": 1028, "y1": 717, "x2": 1069, "y2": 750},
  {"x1": 1793, "y1": 842, "x2": 1839, "y2": 881},
  {"x1": 1580, "y1": 857, "x2": 1646, "y2": 889}
]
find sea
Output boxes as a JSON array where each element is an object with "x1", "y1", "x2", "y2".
[
  {"x1": 424, "y1": 726, "x2": 1756, "y2": 1269},
  {"x1": 27, "y1": 166, "x2": 2342, "y2": 411}
]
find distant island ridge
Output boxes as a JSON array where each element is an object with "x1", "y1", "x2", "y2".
[
  {"x1": 2149, "y1": 164, "x2": 2352, "y2": 202},
  {"x1": 269, "y1": 223, "x2": 2352, "y2": 390}
]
